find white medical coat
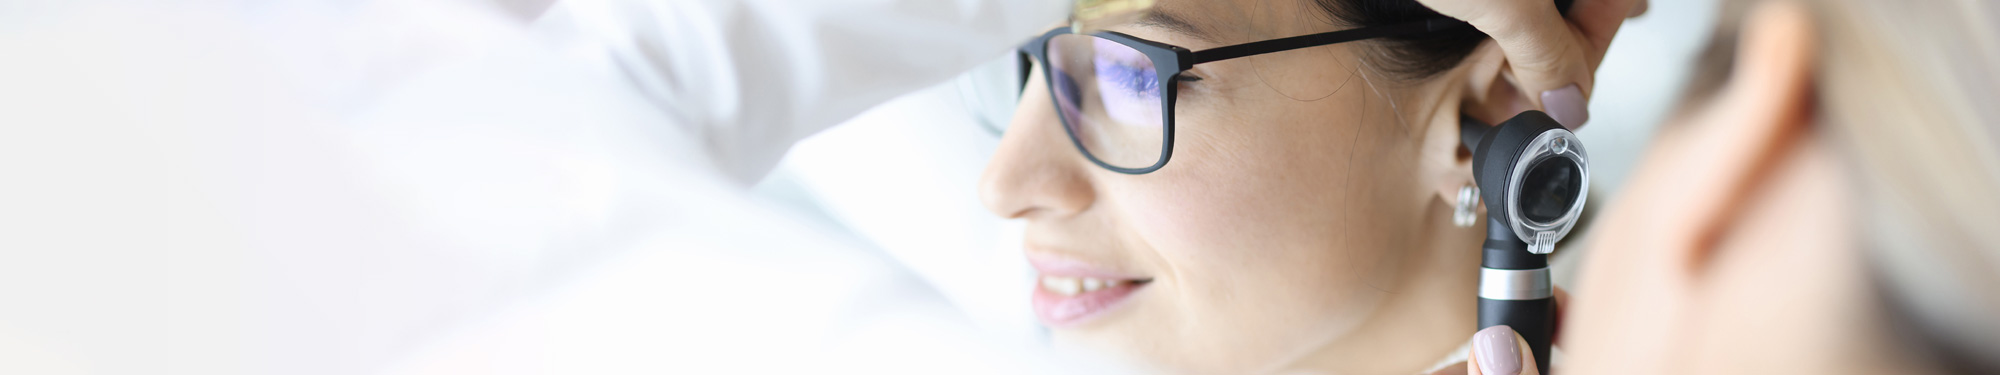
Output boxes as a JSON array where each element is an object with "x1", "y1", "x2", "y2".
[{"x1": 0, "y1": 0, "x2": 1126, "y2": 374}]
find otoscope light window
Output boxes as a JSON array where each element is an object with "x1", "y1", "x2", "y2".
[{"x1": 1518, "y1": 157, "x2": 1582, "y2": 224}]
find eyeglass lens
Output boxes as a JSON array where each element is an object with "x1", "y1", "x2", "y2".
[{"x1": 1045, "y1": 34, "x2": 1168, "y2": 169}]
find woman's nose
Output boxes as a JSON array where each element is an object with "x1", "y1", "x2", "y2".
[{"x1": 979, "y1": 80, "x2": 1096, "y2": 220}]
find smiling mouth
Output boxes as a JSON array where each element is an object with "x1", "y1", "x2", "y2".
[
  {"x1": 1039, "y1": 276, "x2": 1151, "y2": 295},
  {"x1": 1031, "y1": 275, "x2": 1153, "y2": 327}
]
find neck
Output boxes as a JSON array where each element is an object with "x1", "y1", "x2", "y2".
[{"x1": 1282, "y1": 203, "x2": 1482, "y2": 374}]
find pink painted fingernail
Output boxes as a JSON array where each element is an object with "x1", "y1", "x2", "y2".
[
  {"x1": 1541, "y1": 84, "x2": 1589, "y2": 130},
  {"x1": 1474, "y1": 325, "x2": 1523, "y2": 375}
]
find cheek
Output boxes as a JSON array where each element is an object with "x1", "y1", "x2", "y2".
[
  {"x1": 1090, "y1": 87, "x2": 1426, "y2": 365},
  {"x1": 1101, "y1": 157, "x2": 1389, "y2": 370},
  {"x1": 1131, "y1": 84, "x2": 1423, "y2": 289},
  {"x1": 1123, "y1": 100, "x2": 1370, "y2": 287}
]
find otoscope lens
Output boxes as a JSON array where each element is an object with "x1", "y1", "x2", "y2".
[{"x1": 1519, "y1": 157, "x2": 1582, "y2": 224}]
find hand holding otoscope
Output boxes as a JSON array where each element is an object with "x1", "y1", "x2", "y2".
[
  {"x1": 1460, "y1": 111, "x2": 1588, "y2": 374},
  {"x1": 1426, "y1": 0, "x2": 1635, "y2": 372}
]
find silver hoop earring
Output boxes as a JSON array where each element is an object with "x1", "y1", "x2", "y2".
[{"x1": 1454, "y1": 184, "x2": 1480, "y2": 227}]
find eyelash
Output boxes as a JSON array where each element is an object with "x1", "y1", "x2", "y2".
[{"x1": 1100, "y1": 63, "x2": 1160, "y2": 93}]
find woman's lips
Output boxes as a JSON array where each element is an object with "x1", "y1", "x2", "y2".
[
  {"x1": 1031, "y1": 275, "x2": 1147, "y2": 327},
  {"x1": 1027, "y1": 254, "x2": 1150, "y2": 327}
]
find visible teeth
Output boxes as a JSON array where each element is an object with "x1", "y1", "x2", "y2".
[
  {"x1": 1042, "y1": 276, "x2": 1134, "y2": 295},
  {"x1": 1042, "y1": 276, "x2": 1081, "y2": 296}
]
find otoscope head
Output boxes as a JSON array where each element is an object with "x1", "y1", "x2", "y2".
[{"x1": 1460, "y1": 111, "x2": 1590, "y2": 254}]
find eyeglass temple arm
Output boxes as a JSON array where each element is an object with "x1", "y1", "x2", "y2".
[{"x1": 1186, "y1": 17, "x2": 1470, "y2": 67}]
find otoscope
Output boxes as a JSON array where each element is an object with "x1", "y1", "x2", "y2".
[{"x1": 1461, "y1": 110, "x2": 1588, "y2": 374}]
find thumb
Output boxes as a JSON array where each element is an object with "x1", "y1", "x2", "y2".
[{"x1": 1467, "y1": 325, "x2": 1542, "y2": 375}]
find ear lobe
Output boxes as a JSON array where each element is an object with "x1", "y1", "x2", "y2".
[
  {"x1": 1430, "y1": 155, "x2": 1477, "y2": 220},
  {"x1": 1650, "y1": 0, "x2": 1820, "y2": 270}
]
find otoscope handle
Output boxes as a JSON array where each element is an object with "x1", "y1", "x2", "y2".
[
  {"x1": 1479, "y1": 295, "x2": 1554, "y2": 374},
  {"x1": 1478, "y1": 218, "x2": 1555, "y2": 374}
]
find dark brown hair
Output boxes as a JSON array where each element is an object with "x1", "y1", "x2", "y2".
[{"x1": 1310, "y1": 0, "x2": 1490, "y2": 81}]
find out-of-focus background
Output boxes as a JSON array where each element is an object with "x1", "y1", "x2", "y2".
[
  {"x1": 0, "y1": 0, "x2": 1720, "y2": 373},
  {"x1": 751, "y1": 0, "x2": 1720, "y2": 338}
]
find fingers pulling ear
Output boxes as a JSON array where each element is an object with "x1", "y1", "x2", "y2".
[{"x1": 1461, "y1": 40, "x2": 1537, "y2": 127}]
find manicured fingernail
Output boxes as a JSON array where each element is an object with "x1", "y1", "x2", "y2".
[
  {"x1": 1474, "y1": 325, "x2": 1523, "y2": 375},
  {"x1": 1541, "y1": 84, "x2": 1589, "y2": 130}
]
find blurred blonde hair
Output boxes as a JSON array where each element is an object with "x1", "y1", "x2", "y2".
[{"x1": 1687, "y1": 0, "x2": 2000, "y2": 371}]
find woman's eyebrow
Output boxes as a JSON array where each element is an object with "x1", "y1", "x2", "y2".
[{"x1": 1135, "y1": 10, "x2": 1219, "y2": 43}]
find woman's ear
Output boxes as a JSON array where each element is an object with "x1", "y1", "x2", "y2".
[
  {"x1": 1625, "y1": 0, "x2": 1820, "y2": 271},
  {"x1": 1427, "y1": 40, "x2": 1528, "y2": 211}
]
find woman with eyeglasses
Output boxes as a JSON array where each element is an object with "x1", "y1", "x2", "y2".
[
  {"x1": 981, "y1": 0, "x2": 1639, "y2": 373},
  {"x1": 0, "y1": 0, "x2": 1643, "y2": 373}
]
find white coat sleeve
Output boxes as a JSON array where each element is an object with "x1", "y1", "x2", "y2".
[
  {"x1": 543, "y1": 0, "x2": 1069, "y2": 183},
  {"x1": 0, "y1": 1, "x2": 1090, "y2": 374}
]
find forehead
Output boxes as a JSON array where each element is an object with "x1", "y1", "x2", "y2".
[
  {"x1": 1134, "y1": 5, "x2": 1219, "y2": 43},
  {"x1": 1126, "y1": 0, "x2": 1329, "y2": 45}
]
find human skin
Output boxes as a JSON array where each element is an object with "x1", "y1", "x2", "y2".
[
  {"x1": 1455, "y1": 3, "x2": 1946, "y2": 375},
  {"x1": 976, "y1": 0, "x2": 1587, "y2": 373}
]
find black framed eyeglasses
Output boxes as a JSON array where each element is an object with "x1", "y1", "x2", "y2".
[{"x1": 1017, "y1": 17, "x2": 1469, "y2": 174}]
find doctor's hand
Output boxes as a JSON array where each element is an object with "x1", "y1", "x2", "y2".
[{"x1": 1417, "y1": 0, "x2": 1648, "y2": 130}]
